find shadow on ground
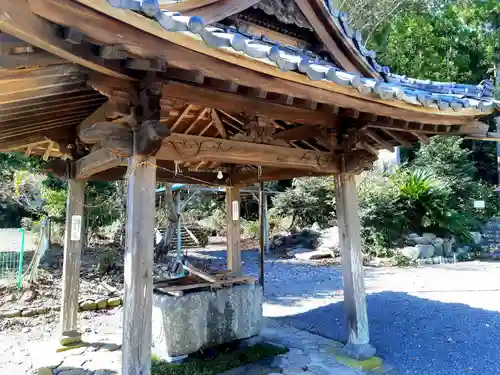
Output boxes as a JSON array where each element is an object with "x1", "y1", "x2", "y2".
[{"x1": 272, "y1": 291, "x2": 500, "y2": 375}]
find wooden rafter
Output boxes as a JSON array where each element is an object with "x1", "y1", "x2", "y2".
[
  {"x1": 411, "y1": 132, "x2": 430, "y2": 144},
  {"x1": 0, "y1": 0, "x2": 133, "y2": 81},
  {"x1": 184, "y1": 108, "x2": 210, "y2": 134},
  {"x1": 294, "y1": 0, "x2": 358, "y2": 73},
  {"x1": 210, "y1": 109, "x2": 227, "y2": 139},
  {"x1": 183, "y1": 0, "x2": 261, "y2": 24},
  {"x1": 362, "y1": 129, "x2": 393, "y2": 150},
  {"x1": 170, "y1": 104, "x2": 194, "y2": 132},
  {"x1": 380, "y1": 128, "x2": 412, "y2": 148}
]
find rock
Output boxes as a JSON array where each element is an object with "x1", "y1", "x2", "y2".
[
  {"x1": 311, "y1": 222, "x2": 321, "y2": 232},
  {"x1": 443, "y1": 240, "x2": 454, "y2": 257},
  {"x1": 317, "y1": 226, "x2": 340, "y2": 255},
  {"x1": 21, "y1": 289, "x2": 36, "y2": 303},
  {"x1": 433, "y1": 244, "x2": 444, "y2": 257},
  {"x1": 417, "y1": 244, "x2": 435, "y2": 258},
  {"x1": 22, "y1": 327, "x2": 31, "y2": 333},
  {"x1": 287, "y1": 247, "x2": 314, "y2": 257},
  {"x1": 470, "y1": 232, "x2": 482, "y2": 245},
  {"x1": 96, "y1": 298, "x2": 108, "y2": 310},
  {"x1": 432, "y1": 237, "x2": 444, "y2": 246},
  {"x1": 295, "y1": 251, "x2": 332, "y2": 261},
  {"x1": 408, "y1": 233, "x2": 419, "y2": 240},
  {"x1": 38, "y1": 368, "x2": 53, "y2": 375},
  {"x1": 21, "y1": 308, "x2": 37, "y2": 317},
  {"x1": 79, "y1": 300, "x2": 97, "y2": 311},
  {"x1": 58, "y1": 370, "x2": 87, "y2": 375},
  {"x1": 422, "y1": 233, "x2": 437, "y2": 241},
  {"x1": 106, "y1": 297, "x2": 122, "y2": 308},
  {"x1": 457, "y1": 246, "x2": 470, "y2": 254},
  {"x1": 413, "y1": 236, "x2": 431, "y2": 245},
  {"x1": 400, "y1": 246, "x2": 419, "y2": 261},
  {"x1": 0, "y1": 309, "x2": 21, "y2": 318}
]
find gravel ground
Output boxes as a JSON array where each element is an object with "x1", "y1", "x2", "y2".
[
  {"x1": 191, "y1": 249, "x2": 500, "y2": 375},
  {"x1": 2, "y1": 246, "x2": 500, "y2": 375}
]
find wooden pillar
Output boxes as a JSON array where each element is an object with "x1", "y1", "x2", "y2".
[
  {"x1": 258, "y1": 182, "x2": 265, "y2": 287},
  {"x1": 122, "y1": 155, "x2": 156, "y2": 375},
  {"x1": 335, "y1": 173, "x2": 376, "y2": 359},
  {"x1": 60, "y1": 179, "x2": 85, "y2": 345},
  {"x1": 226, "y1": 187, "x2": 241, "y2": 275}
]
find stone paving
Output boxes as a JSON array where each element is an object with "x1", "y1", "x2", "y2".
[{"x1": 30, "y1": 320, "x2": 388, "y2": 375}]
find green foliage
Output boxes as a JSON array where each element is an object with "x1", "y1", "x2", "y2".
[
  {"x1": 152, "y1": 343, "x2": 288, "y2": 375},
  {"x1": 272, "y1": 177, "x2": 335, "y2": 229},
  {"x1": 371, "y1": 0, "x2": 499, "y2": 84},
  {"x1": 241, "y1": 219, "x2": 260, "y2": 239}
]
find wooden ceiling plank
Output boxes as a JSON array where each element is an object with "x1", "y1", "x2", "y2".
[
  {"x1": 0, "y1": 118, "x2": 83, "y2": 141},
  {"x1": 0, "y1": 0, "x2": 133, "y2": 81},
  {"x1": 0, "y1": 81, "x2": 87, "y2": 104},
  {"x1": 0, "y1": 94, "x2": 103, "y2": 117}
]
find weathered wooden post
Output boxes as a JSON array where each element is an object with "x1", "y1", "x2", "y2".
[
  {"x1": 258, "y1": 182, "x2": 265, "y2": 287},
  {"x1": 226, "y1": 187, "x2": 241, "y2": 275},
  {"x1": 60, "y1": 179, "x2": 85, "y2": 346},
  {"x1": 123, "y1": 154, "x2": 156, "y2": 375},
  {"x1": 335, "y1": 172, "x2": 375, "y2": 359}
]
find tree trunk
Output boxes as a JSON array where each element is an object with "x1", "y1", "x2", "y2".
[{"x1": 154, "y1": 183, "x2": 177, "y2": 261}]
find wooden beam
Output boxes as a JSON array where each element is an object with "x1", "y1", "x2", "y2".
[
  {"x1": 362, "y1": 129, "x2": 394, "y2": 150},
  {"x1": 123, "y1": 155, "x2": 156, "y2": 375},
  {"x1": 75, "y1": 148, "x2": 125, "y2": 179},
  {"x1": 162, "y1": 82, "x2": 333, "y2": 126},
  {"x1": 184, "y1": 108, "x2": 209, "y2": 134},
  {"x1": 211, "y1": 109, "x2": 227, "y2": 139},
  {"x1": 38, "y1": 0, "x2": 486, "y2": 123},
  {"x1": 59, "y1": 179, "x2": 85, "y2": 346},
  {"x1": 156, "y1": 134, "x2": 339, "y2": 173},
  {"x1": 0, "y1": 51, "x2": 66, "y2": 68},
  {"x1": 226, "y1": 187, "x2": 241, "y2": 275},
  {"x1": 42, "y1": 141, "x2": 53, "y2": 161},
  {"x1": 294, "y1": 0, "x2": 358, "y2": 73},
  {"x1": 379, "y1": 128, "x2": 412, "y2": 148},
  {"x1": 231, "y1": 166, "x2": 331, "y2": 186},
  {"x1": 0, "y1": 0, "x2": 133, "y2": 81},
  {"x1": 183, "y1": 0, "x2": 261, "y2": 24},
  {"x1": 411, "y1": 131, "x2": 430, "y2": 144},
  {"x1": 307, "y1": 0, "x2": 379, "y2": 78},
  {"x1": 274, "y1": 124, "x2": 322, "y2": 141},
  {"x1": 159, "y1": 0, "x2": 220, "y2": 12},
  {"x1": 335, "y1": 173, "x2": 375, "y2": 359}
]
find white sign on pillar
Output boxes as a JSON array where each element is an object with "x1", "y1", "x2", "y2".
[
  {"x1": 71, "y1": 215, "x2": 82, "y2": 241},
  {"x1": 232, "y1": 200, "x2": 239, "y2": 221}
]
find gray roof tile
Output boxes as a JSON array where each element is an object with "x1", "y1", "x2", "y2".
[{"x1": 108, "y1": 0, "x2": 496, "y2": 114}]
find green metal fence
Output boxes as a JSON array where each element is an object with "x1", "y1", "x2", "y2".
[{"x1": 0, "y1": 228, "x2": 25, "y2": 289}]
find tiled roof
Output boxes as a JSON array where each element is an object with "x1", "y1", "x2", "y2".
[{"x1": 109, "y1": 0, "x2": 497, "y2": 113}]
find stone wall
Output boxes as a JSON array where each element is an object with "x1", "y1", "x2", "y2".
[{"x1": 152, "y1": 283, "x2": 263, "y2": 359}]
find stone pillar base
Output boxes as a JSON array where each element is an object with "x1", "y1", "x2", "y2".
[
  {"x1": 59, "y1": 330, "x2": 82, "y2": 346},
  {"x1": 341, "y1": 341, "x2": 376, "y2": 360}
]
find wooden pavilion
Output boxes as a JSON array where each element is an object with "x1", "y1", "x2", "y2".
[{"x1": 0, "y1": 0, "x2": 499, "y2": 373}]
